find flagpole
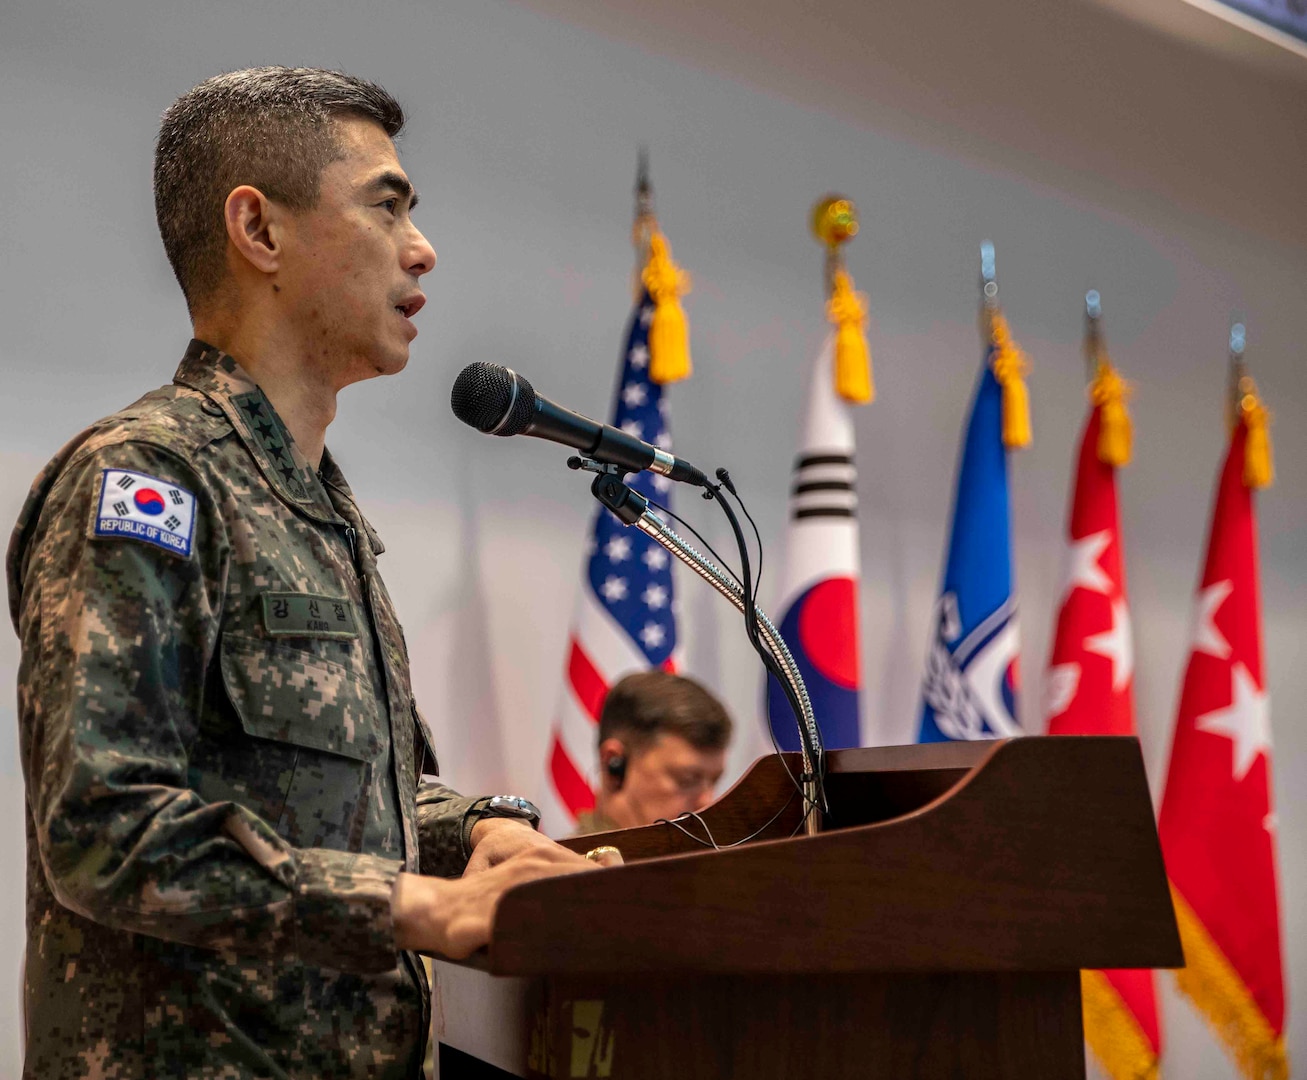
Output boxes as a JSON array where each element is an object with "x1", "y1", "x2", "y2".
[
  {"x1": 980, "y1": 240, "x2": 998, "y2": 309},
  {"x1": 632, "y1": 148, "x2": 653, "y2": 286},
  {"x1": 1085, "y1": 289, "x2": 1103, "y2": 382},
  {"x1": 1226, "y1": 319, "x2": 1249, "y2": 429}
]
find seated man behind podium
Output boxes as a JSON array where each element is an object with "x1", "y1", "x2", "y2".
[{"x1": 575, "y1": 671, "x2": 732, "y2": 834}]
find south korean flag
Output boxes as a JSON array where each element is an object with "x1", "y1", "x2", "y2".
[{"x1": 94, "y1": 469, "x2": 197, "y2": 558}]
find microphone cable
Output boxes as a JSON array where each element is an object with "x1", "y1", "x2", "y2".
[
  {"x1": 703, "y1": 472, "x2": 828, "y2": 818},
  {"x1": 652, "y1": 483, "x2": 821, "y2": 822},
  {"x1": 643, "y1": 496, "x2": 745, "y2": 596}
]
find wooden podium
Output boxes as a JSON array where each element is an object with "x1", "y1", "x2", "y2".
[{"x1": 429, "y1": 737, "x2": 1181, "y2": 1079}]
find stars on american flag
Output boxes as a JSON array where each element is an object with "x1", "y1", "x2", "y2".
[
  {"x1": 642, "y1": 583, "x2": 668, "y2": 610},
  {"x1": 600, "y1": 576, "x2": 629, "y2": 601},
  {"x1": 584, "y1": 291, "x2": 677, "y2": 666}
]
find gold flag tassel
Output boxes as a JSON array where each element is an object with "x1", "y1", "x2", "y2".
[
  {"x1": 811, "y1": 195, "x2": 873, "y2": 406},
  {"x1": 1238, "y1": 384, "x2": 1274, "y2": 490},
  {"x1": 986, "y1": 310, "x2": 1032, "y2": 449},
  {"x1": 641, "y1": 229, "x2": 692, "y2": 385},
  {"x1": 1090, "y1": 360, "x2": 1133, "y2": 466},
  {"x1": 1227, "y1": 323, "x2": 1274, "y2": 489},
  {"x1": 1081, "y1": 971, "x2": 1159, "y2": 1080},
  {"x1": 828, "y1": 269, "x2": 873, "y2": 404},
  {"x1": 1172, "y1": 888, "x2": 1289, "y2": 1080}
]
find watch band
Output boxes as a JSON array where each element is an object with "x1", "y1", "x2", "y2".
[{"x1": 461, "y1": 794, "x2": 543, "y2": 855}]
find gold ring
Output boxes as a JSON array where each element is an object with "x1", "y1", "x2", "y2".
[{"x1": 584, "y1": 845, "x2": 621, "y2": 863}]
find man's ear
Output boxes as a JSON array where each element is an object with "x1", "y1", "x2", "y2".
[
  {"x1": 598, "y1": 738, "x2": 629, "y2": 793},
  {"x1": 223, "y1": 185, "x2": 283, "y2": 276}
]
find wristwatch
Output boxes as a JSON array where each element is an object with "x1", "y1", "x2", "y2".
[{"x1": 463, "y1": 795, "x2": 543, "y2": 852}]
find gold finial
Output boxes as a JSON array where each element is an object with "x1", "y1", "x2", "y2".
[{"x1": 811, "y1": 195, "x2": 859, "y2": 249}]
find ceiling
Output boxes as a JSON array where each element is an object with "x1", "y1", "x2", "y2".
[{"x1": 510, "y1": 0, "x2": 1307, "y2": 248}]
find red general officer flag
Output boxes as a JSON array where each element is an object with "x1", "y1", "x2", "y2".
[
  {"x1": 1158, "y1": 367, "x2": 1286, "y2": 1080},
  {"x1": 1045, "y1": 338, "x2": 1161, "y2": 1080}
]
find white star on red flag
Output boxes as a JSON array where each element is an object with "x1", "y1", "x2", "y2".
[
  {"x1": 1084, "y1": 596, "x2": 1133, "y2": 692},
  {"x1": 1062, "y1": 529, "x2": 1113, "y2": 599},
  {"x1": 1191, "y1": 579, "x2": 1233, "y2": 659},
  {"x1": 1195, "y1": 662, "x2": 1272, "y2": 782}
]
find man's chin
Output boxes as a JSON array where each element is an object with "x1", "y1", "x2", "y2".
[
  {"x1": 373, "y1": 347, "x2": 410, "y2": 377},
  {"x1": 361, "y1": 338, "x2": 411, "y2": 379}
]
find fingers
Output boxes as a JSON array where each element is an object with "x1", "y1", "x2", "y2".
[
  {"x1": 404, "y1": 845, "x2": 625, "y2": 958},
  {"x1": 583, "y1": 845, "x2": 624, "y2": 868}
]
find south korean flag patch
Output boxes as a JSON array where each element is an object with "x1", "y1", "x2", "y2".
[{"x1": 94, "y1": 469, "x2": 197, "y2": 558}]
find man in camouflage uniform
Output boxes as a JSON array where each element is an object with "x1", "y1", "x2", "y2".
[{"x1": 8, "y1": 67, "x2": 611, "y2": 1079}]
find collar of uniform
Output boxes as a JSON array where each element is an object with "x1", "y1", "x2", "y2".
[
  {"x1": 173, "y1": 339, "x2": 344, "y2": 525},
  {"x1": 317, "y1": 449, "x2": 386, "y2": 556},
  {"x1": 572, "y1": 807, "x2": 622, "y2": 837}
]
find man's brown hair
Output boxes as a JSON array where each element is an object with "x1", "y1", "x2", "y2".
[
  {"x1": 154, "y1": 66, "x2": 405, "y2": 314},
  {"x1": 598, "y1": 671, "x2": 733, "y2": 753}
]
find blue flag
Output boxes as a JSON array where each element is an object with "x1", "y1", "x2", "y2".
[{"x1": 918, "y1": 346, "x2": 1023, "y2": 741}]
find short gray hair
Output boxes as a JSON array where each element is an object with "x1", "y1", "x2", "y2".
[{"x1": 154, "y1": 66, "x2": 405, "y2": 313}]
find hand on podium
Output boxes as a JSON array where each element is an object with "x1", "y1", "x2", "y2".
[{"x1": 392, "y1": 821, "x2": 622, "y2": 959}]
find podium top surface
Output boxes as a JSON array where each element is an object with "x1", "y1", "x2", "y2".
[{"x1": 482, "y1": 737, "x2": 1182, "y2": 977}]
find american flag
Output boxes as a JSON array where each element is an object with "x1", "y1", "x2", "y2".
[{"x1": 539, "y1": 289, "x2": 678, "y2": 830}]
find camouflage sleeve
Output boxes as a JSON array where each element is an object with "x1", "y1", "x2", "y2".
[
  {"x1": 415, "y1": 781, "x2": 481, "y2": 877},
  {"x1": 15, "y1": 442, "x2": 401, "y2": 974}
]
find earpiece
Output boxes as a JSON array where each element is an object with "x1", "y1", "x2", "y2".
[{"x1": 606, "y1": 754, "x2": 627, "y2": 788}]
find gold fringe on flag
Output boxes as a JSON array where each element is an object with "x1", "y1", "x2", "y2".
[
  {"x1": 1089, "y1": 361, "x2": 1133, "y2": 467},
  {"x1": 641, "y1": 230, "x2": 692, "y2": 385},
  {"x1": 986, "y1": 310, "x2": 1032, "y2": 449},
  {"x1": 1171, "y1": 887, "x2": 1289, "y2": 1080},
  {"x1": 1236, "y1": 383, "x2": 1274, "y2": 490},
  {"x1": 827, "y1": 268, "x2": 873, "y2": 404},
  {"x1": 1081, "y1": 970, "x2": 1158, "y2": 1080}
]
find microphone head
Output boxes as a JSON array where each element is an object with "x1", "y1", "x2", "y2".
[{"x1": 450, "y1": 362, "x2": 537, "y2": 436}]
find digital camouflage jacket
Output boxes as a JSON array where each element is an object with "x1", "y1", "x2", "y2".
[{"x1": 7, "y1": 340, "x2": 479, "y2": 1079}]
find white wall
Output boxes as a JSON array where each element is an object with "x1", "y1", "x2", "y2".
[{"x1": 0, "y1": 0, "x2": 1303, "y2": 1075}]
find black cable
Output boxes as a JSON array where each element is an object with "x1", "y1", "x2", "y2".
[
  {"x1": 704, "y1": 481, "x2": 826, "y2": 816},
  {"x1": 655, "y1": 787, "x2": 800, "y2": 850},
  {"x1": 645, "y1": 496, "x2": 745, "y2": 594},
  {"x1": 719, "y1": 478, "x2": 828, "y2": 812},
  {"x1": 725, "y1": 479, "x2": 827, "y2": 814},
  {"x1": 715, "y1": 469, "x2": 765, "y2": 610}
]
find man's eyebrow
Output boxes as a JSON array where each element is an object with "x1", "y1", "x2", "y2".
[{"x1": 366, "y1": 170, "x2": 419, "y2": 209}]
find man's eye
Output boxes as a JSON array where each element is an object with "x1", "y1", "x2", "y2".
[{"x1": 380, "y1": 198, "x2": 399, "y2": 214}]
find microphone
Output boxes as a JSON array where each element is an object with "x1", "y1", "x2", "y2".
[{"x1": 450, "y1": 362, "x2": 708, "y2": 487}]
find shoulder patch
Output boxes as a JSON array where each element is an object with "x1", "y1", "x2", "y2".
[{"x1": 92, "y1": 469, "x2": 197, "y2": 558}]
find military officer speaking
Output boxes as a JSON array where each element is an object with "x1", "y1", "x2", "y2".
[{"x1": 7, "y1": 66, "x2": 619, "y2": 1079}]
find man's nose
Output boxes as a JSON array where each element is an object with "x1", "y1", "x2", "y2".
[{"x1": 405, "y1": 224, "x2": 437, "y2": 277}]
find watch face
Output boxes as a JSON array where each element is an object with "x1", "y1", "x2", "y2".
[{"x1": 488, "y1": 795, "x2": 541, "y2": 823}]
